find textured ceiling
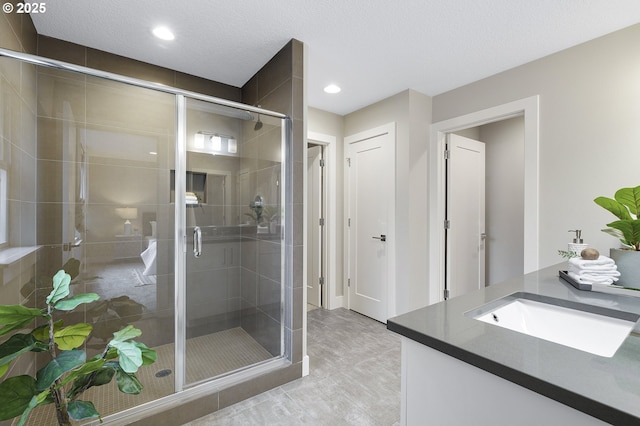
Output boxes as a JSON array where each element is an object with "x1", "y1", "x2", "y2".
[{"x1": 30, "y1": 0, "x2": 640, "y2": 115}]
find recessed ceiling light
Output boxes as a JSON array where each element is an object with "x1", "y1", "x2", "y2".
[
  {"x1": 324, "y1": 84, "x2": 341, "y2": 94},
  {"x1": 152, "y1": 27, "x2": 175, "y2": 41}
]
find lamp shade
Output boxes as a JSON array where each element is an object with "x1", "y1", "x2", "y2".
[{"x1": 116, "y1": 207, "x2": 138, "y2": 220}]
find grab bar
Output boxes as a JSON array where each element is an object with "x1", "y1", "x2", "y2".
[{"x1": 193, "y1": 226, "x2": 202, "y2": 258}]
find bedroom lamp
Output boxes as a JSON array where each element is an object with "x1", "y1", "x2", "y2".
[{"x1": 116, "y1": 207, "x2": 138, "y2": 235}]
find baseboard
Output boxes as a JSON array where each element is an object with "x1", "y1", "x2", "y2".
[{"x1": 302, "y1": 355, "x2": 310, "y2": 376}]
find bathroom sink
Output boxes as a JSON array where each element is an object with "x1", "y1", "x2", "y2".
[{"x1": 467, "y1": 293, "x2": 639, "y2": 357}]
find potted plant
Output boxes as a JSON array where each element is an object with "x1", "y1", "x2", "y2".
[
  {"x1": 0, "y1": 269, "x2": 157, "y2": 425},
  {"x1": 594, "y1": 185, "x2": 640, "y2": 288}
]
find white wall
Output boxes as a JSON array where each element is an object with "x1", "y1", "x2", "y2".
[{"x1": 433, "y1": 23, "x2": 640, "y2": 268}]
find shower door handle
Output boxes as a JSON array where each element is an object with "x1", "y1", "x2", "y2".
[{"x1": 193, "y1": 226, "x2": 202, "y2": 258}]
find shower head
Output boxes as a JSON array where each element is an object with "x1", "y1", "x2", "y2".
[{"x1": 254, "y1": 113, "x2": 263, "y2": 131}]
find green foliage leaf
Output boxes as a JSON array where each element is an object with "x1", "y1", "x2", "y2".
[
  {"x1": 54, "y1": 293, "x2": 100, "y2": 311},
  {"x1": 595, "y1": 196, "x2": 632, "y2": 221},
  {"x1": 110, "y1": 341, "x2": 143, "y2": 373},
  {"x1": 608, "y1": 220, "x2": 640, "y2": 249},
  {"x1": 67, "y1": 400, "x2": 100, "y2": 421},
  {"x1": 60, "y1": 358, "x2": 106, "y2": 387},
  {"x1": 615, "y1": 185, "x2": 640, "y2": 218},
  {"x1": 0, "y1": 305, "x2": 44, "y2": 337},
  {"x1": 35, "y1": 349, "x2": 86, "y2": 391},
  {"x1": 32, "y1": 320, "x2": 63, "y2": 342},
  {"x1": 54, "y1": 323, "x2": 93, "y2": 350},
  {"x1": 0, "y1": 334, "x2": 37, "y2": 367},
  {"x1": 15, "y1": 391, "x2": 50, "y2": 426},
  {"x1": 46, "y1": 270, "x2": 71, "y2": 305},
  {"x1": 0, "y1": 375, "x2": 37, "y2": 421},
  {"x1": 134, "y1": 342, "x2": 158, "y2": 366},
  {"x1": 0, "y1": 362, "x2": 9, "y2": 378},
  {"x1": 116, "y1": 368, "x2": 143, "y2": 394},
  {"x1": 111, "y1": 325, "x2": 142, "y2": 343},
  {"x1": 66, "y1": 366, "x2": 115, "y2": 401}
]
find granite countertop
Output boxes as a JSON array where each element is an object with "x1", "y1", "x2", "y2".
[{"x1": 387, "y1": 264, "x2": 640, "y2": 425}]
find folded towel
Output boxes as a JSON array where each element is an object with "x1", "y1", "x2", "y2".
[
  {"x1": 568, "y1": 256, "x2": 615, "y2": 269},
  {"x1": 568, "y1": 264, "x2": 620, "y2": 276},
  {"x1": 571, "y1": 273, "x2": 621, "y2": 282},
  {"x1": 568, "y1": 271, "x2": 617, "y2": 285}
]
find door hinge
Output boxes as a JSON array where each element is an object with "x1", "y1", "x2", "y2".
[
  {"x1": 319, "y1": 277, "x2": 325, "y2": 286},
  {"x1": 348, "y1": 278, "x2": 351, "y2": 287},
  {"x1": 444, "y1": 219, "x2": 450, "y2": 229},
  {"x1": 444, "y1": 149, "x2": 450, "y2": 160},
  {"x1": 444, "y1": 288, "x2": 450, "y2": 300},
  {"x1": 319, "y1": 159, "x2": 325, "y2": 167},
  {"x1": 348, "y1": 218, "x2": 351, "y2": 227},
  {"x1": 347, "y1": 157, "x2": 351, "y2": 167},
  {"x1": 319, "y1": 218, "x2": 325, "y2": 226}
]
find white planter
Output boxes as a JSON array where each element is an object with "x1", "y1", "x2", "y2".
[{"x1": 610, "y1": 248, "x2": 640, "y2": 289}]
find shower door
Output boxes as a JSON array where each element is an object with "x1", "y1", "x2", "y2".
[{"x1": 180, "y1": 97, "x2": 285, "y2": 387}]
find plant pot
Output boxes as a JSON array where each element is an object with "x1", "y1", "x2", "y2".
[{"x1": 610, "y1": 248, "x2": 640, "y2": 289}]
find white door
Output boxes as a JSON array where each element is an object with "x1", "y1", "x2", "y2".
[
  {"x1": 446, "y1": 134, "x2": 486, "y2": 299},
  {"x1": 346, "y1": 124, "x2": 395, "y2": 323},
  {"x1": 307, "y1": 145, "x2": 322, "y2": 307}
]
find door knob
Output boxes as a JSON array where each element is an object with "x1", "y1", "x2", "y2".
[{"x1": 372, "y1": 234, "x2": 386, "y2": 242}]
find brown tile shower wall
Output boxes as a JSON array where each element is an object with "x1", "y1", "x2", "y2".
[
  {"x1": 241, "y1": 39, "x2": 304, "y2": 364},
  {"x1": 36, "y1": 36, "x2": 243, "y2": 102}
]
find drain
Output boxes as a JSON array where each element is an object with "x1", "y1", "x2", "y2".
[{"x1": 155, "y1": 369, "x2": 172, "y2": 378}]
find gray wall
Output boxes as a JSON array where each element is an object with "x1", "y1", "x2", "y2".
[{"x1": 433, "y1": 23, "x2": 640, "y2": 268}]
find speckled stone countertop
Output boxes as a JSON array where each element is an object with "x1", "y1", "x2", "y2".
[{"x1": 387, "y1": 265, "x2": 640, "y2": 425}]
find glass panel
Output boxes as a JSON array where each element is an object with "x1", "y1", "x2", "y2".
[
  {"x1": 32, "y1": 65, "x2": 176, "y2": 421},
  {"x1": 183, "y1": 98, "x2": 283, "y2": 386}
]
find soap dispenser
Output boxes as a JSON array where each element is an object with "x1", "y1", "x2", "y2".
[{"x1": 568, "y1": 229, "x2": 588, "y2": 256}]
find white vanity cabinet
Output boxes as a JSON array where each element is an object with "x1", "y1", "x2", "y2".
[{"x1": 401, "y1": 337, "x2": 606, "y2": 426}]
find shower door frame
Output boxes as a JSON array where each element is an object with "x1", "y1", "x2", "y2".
[{"x1": 0, "y1": 47, "x2": 293, "y2": 421}]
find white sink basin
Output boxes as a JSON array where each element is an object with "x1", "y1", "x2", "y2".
[{"x1": 471, "y1": 295, "x2": 638, "y2": 357}]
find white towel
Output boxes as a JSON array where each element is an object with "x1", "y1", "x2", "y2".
[
  {"x1": 568, "y1": 264, "x2": 619, "y2": 276},
  {"x1": 568, "y1": 271, "x2": 617, "y2": 285},
  {"x1": 568, "y1": 256, "x2": 615, "y2": 269}
]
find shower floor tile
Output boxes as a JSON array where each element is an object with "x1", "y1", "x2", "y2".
[{"x1": 21, "y1": 328, "x2": 273, "y2": 425}]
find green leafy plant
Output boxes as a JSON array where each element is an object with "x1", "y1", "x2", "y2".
[
  {"x1": 0, "y1": 270, "x2": 157, "y2": 425},
  {"x1": 594, "y1": 185, "x2": 640, "y2": 251}
]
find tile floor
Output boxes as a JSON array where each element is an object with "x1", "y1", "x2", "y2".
[{"x1": 185, "y1": 307, "x2": 402, "y2": 425}]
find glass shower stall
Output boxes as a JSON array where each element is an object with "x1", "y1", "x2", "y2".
[{"x1": 0, "y1": 48, "x2": 292, "y2": 424}]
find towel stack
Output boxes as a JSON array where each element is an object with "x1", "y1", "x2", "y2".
[{"x1": 568, "y1": 256, "x2": 620, "y2": 285}]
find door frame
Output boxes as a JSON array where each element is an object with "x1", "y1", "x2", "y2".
[
  {"x1": 429, "y1": 96, "x2": 539, "y2": 304},
  {"x1": 345, "y1": 122, "x2": 396, "y2": 321},
  {"x1": 305, "y1": 143, "x2": 324, "y2": 308},
  {"x1": 306, "y1": 131, "x2": 338, "y2": 310}
]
